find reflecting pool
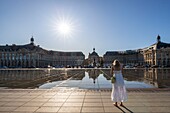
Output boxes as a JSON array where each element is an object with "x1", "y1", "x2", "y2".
[{"x1": 0, "y1": 68, "x2": 170, "y2": 89}]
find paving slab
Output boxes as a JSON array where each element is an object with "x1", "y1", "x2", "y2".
[
  {"x1": 0, "y1": 88, "x2": 170, "y2": 113},
  {"x1": 35, "y1": 106, "x2": 60, "y2": 112},
  {"x1": 82, "y1": 107, "x2": 104, "y2": 113},
  {"x1": 3, "y1": 102, "x2": 26, "y2": 107},
  {"x1": 0, "y1": 107, "x2": 17, "y2": 112},
  {"x1": 63, "y1": 103, "x2": 83, "y2": 107},
  {"x1": 14, "y1": 106, "x2": 39, "y2": 112},
  {"x1": 58, "y1": 106, "x2": 81, "y2": 113},
  {"x1": 43, "y1": 102, "x2": 63, "y2": 107}
]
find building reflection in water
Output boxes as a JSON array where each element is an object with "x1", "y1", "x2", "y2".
[
  {"x1": 66, "y1": 69, "x2": 85, "y2": 80},
  {"x1": 123, "y1": 69, "x2": 145, "y2": 81},
  {"x1": 101, "y1": 69, "x2": 170, "y2": 88},
  {"x1": 144, "y1": 68, "x2": 170, "y2": 88},
  {"x1": 0, "y1": 69, "x2": 85, "y2": 88},
  {"x1": 85, "y1": 69, "x2": 101, "y2": 84},
  {"x1": 0, "y1": 69, "x2": 170, "y2": 89}
]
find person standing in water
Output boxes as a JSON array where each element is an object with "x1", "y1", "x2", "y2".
[{"x1": 111, "y1": 60, "x2": 127, "y2": 106}]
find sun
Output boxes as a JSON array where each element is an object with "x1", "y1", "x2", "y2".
[
  {"x1": 52, "y1": 15, "x2": 77, "y2": 38},
  {"x1": 58, "y1": 22, "x2": 71, "y2": 35}
]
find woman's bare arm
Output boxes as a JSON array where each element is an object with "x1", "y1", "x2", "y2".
[
  {"x1": 121, "y1": 64, "x2": 123, "y2": 71},
  {"x1": 110, "y1": 66, "x2": 114, "y2": 75}
]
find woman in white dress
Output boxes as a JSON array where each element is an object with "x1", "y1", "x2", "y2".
[{"x1": 111, "y1": 60, "x2": 127, "y2": 106}]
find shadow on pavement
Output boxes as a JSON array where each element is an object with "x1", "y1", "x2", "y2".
[{"x1": 115, "y1": 105, "x2": 133, "y2": 113}]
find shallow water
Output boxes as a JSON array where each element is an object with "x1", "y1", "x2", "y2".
[{"x1": 0, "y1": 68, "x2": 170, "y2": 89}]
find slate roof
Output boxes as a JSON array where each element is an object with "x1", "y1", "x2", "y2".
[
  {"x1": 152, "y1": 41, "x2": 170, "y2": 49},
  {"x1": 0, "y1": 43, "x2": 46, "y2": 52}
]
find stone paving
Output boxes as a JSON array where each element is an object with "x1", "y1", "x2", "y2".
[{"x1": 0, "y1": 88, "x2": 170, "y2": 113}]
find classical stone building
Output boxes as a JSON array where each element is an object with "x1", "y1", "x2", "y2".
[
  {"x1": 1, "y1": 35, "x2": 170, "y2": 68},
  {"x1": 103, "y1": 35, "x2": 170, "y2": 67},
  {"x1": 0, "y1": 37, "x2": 50, "y2": 68},
  {"x1": 142, "y1": 35, "x2": 170, "y2": 67},
  {"x1": 88, "y1": 48, "x2": 100, "y2": 67},
  {"x1": 103, "y1": 50, "x2": 144, "y2": 67},
  {"x1": 0, "y1": 37, "x2": 85, "y2": 68},
  {"x1": 52, "y1": 51, "x2": 85, "y2": 67}
]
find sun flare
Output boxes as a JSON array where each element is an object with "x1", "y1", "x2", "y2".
[
  {"x1": 52, "y1": 15, "x2": 77, "y2": 38},
  {"x1": 58, "y1": 22, "x2": 71, "y2": 35}
]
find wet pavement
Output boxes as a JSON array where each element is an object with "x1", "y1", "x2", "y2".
[{"x1": 0, "y1": 88, "x2": 170, "y2": 113}]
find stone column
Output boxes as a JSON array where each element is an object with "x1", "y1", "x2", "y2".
[
  {"x1": 9, "y1": 53, "x2": 12, "y2": 67},
  {"x1": 36, "y1": 54, "x2": 39, "y2": 67},
  {"x1": 21, "y1": 55, "x2": 23, "y2": 68}
]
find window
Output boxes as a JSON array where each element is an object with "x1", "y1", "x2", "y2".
[
  {"x1": 9, "y1": 54, "x2": 11, "y2": 60},
  {"x1": 6, "y1": 53, "x2": 8, "y2": 59},
  {"x1": 23, "y1": 55, "x2": 26, "y2": 60},
  {"x1": 16, "y1": 54, "x2": 19, "y2": 60},
  {"x1": 2, "y1": 53, "x2": 4, "y2": 60},
  {"x1": 20, "y1": 54, "x2": 22, "y2": 60}
]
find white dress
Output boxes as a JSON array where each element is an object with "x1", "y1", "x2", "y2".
[{"x1": 111, "y1": 70, "x2": 127, "y2": 102}]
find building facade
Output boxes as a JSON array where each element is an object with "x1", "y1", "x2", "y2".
[
  {"x1": 1, "y1": 35, "x2": 170, "y2": 68},
  {"x1": 52, "y1": 51, "x2": 85, "y2": 67},
  {"x1": 0, "y1": 37, "x2": 85, "y2": 68},
  {"x1": 103, "y1": 35, "x2": 170, "y2": 67},
  {"x1": 103, "y1": 50, "x2": 144, "y2": 67},
  {"x1": 88, "y1": 48, "x2": 100, "y2": 67},
  {"x1": 142, "y1": 35, "x2": 170, "y2": 67}
]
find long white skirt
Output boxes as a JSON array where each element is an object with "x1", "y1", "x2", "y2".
[{"x1": 111, "y1": 72, "x2": 127, "y2": 102}]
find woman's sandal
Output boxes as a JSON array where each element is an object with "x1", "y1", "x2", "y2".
[
  {"x1": 113, "y1": 103, "x2": 118, "y2": 106},
  {"x1": 120, "y1": 104, "x2": 124, "y2": 106}
]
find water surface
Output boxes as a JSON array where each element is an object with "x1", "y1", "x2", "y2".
[{"x1": 0, "y1": 68, "x2": 170, "y2": 89}]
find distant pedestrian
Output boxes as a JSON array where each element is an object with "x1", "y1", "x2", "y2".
[{"x1": 111, "y1": 60, "x2": 127, "y2": 106}]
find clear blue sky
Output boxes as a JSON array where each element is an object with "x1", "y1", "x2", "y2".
[{"x1": 1, "y1": 0, "x2": 170, "y2": 58}]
